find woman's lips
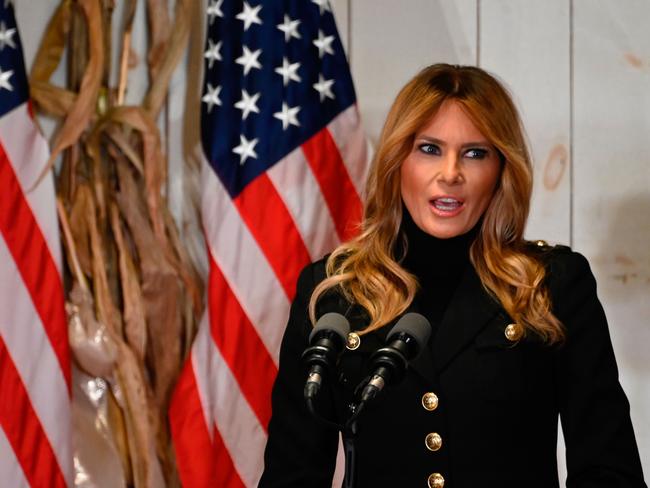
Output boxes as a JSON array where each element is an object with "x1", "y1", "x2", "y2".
[{"x1": 429, "y1": 197, "x2": 465, "y2": 217}]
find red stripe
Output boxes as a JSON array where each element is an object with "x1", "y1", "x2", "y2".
[
  {"x1": 169, "y1": 360, "x2": 216, "y2": 488},
  {"x1": 0, "y1": 338, "x2": 67, "y2": 488},
  {"x1": 301, "y1": 128, "x2": 363, "y2": 242},
  {"x1": 208, "y1": 254, "x2": 278, "y2": 430},
  {"x1": 233, "y1": 173, "x2": 311, "y2": 300},
  {"x1": 212, "y1": 424, "x2": 246, "y2": 488},
  {"x1": 0, "y1": 144, "x2": 71, "y2": 390}
]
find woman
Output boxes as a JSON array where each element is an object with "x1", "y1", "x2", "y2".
[{"x1": 259, "y1": 64, "x2": 646, "y2": 487}]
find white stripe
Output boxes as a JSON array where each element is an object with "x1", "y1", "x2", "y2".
[
  {"x1": 200, "y1": 323, "x2": 266, "y2": 487},
  {"x1": 190, "y1": 313, "x2": 216, "y2": 440},
  {"x1": 0, "y1": 103, "x2": 62, "y2": 275},
  {"x1": 327, "y1": 104, "x2": 369, "y2": 197},
  {"x1": 267, "y1": 146, "x2": 340, "y2": 261},
  {"x1": 0, "y1": 236, "x2": 72, "y2": 487},
  {"x1": 201, "y1": 161, "x2": 290, "y2": 364},
  {"x1": 0, "y1": 427, "x2": 29, "y2": 488}
]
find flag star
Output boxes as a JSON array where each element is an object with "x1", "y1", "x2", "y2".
[
  {"x1": 201, "y1": 83, "x2": 222, "y2": 112},
  {"x1": 274, "y1": 57, "x2": 301, "y2": 86},
  {"x1": 273, "y1": 102, "x2": 301, "y2": 130},
  {"x1": 234, "y1": 89, "x2": 261, "y2": 120},
  {"x1": 277, "y1": 15, "x2": 301, "y2": 42},
  {"x1": 313, "y1": 30, "x2": 335, "y2": 58},
  {"x1": 204, "y1": 40, "x2": 222, "y2": 69},
  {"x1": 0, "y1": 67, "x2": 13, "y2": 91},
  {"x1": 236, "y1": 1, "x2": 263, "y2": 31},
  {"x1": 0, "y1": 22, "x2": 16, "y2": 51},
  {"x1": 233, "y1": 134, "x2": 259, "y2": 165},
  {"x1": 235, "y1": 45, "x2": 262, "y2": 75},
  {"x1": 313, "y1": 74, "x2": 335, "y2": 102},
  {"x1": 311, "y1": 0, "x2": 332, "y2": 15},
  {"x1": 206, "y1": 0, "x2": 224, "y2": 25}
]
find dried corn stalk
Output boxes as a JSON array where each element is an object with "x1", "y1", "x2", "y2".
[{"x1": 31, "y1": 0, "x2": 200, "y2": 486}]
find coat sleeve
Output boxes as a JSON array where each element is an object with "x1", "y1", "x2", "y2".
[
  {"x1": 259, "y1": 263, "x2": 339, "y2": 487},
  {"x1": 551, "y1": 250, "x2": 646, "y2": 487}
]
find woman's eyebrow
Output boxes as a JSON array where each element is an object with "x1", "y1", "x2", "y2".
[{"x1": 415, "y1": 135, "x2": 491, "y2": 148}]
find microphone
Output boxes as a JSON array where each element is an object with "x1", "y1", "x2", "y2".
[
  {"x1": 359, "y1": 313, "x2": 431, "y2": 402},
  {"x1": 302, "y1": 312, "x2": 350, "y2": 400}
]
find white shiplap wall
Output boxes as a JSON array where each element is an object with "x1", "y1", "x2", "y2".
[{"x1": 15, "y1": 0, "x2": 649, "y2": 483}]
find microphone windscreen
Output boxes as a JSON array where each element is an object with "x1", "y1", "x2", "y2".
[
  {"x1": 388, "y1": 313, "x2": 432, "y2": 351},
  {"x1": 309, "y1": 312, "x2": 350, "y2": 343}
]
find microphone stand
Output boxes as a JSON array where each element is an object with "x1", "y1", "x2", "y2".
[
  {"x1": 342, "y1": 401, "x2": 365, "y2": 488},
  {"x1": 304, "y1": 392, "x2": 367, "y2": 488}
]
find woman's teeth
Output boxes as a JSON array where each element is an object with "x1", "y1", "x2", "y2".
[{"x1": 432, "y1": 198, "x2": 462, "y2": 211}]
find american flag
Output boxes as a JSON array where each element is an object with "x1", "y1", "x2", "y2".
[
  {"x1": 169, "y1": 0, "x2": 368, "y2": 486},
  {"x1": 0, "y1": 3, "x2": 71, "y2": 487}
]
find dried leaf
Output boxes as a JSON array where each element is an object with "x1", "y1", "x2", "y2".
[
  {"x1": 30, "y1": 0, "x2": 72, "y2": 86},
  {"x1": 145, "y1": 0, "x2": 171, "y2": 80},
  {"x1": 45, "y1": 0, "x2": 104, "y2": 180},
  {"x1": 115, "y1": 161, "x2": 182, "y2": 410},
  {"x1": 110, "y1": 202, "x2": 147, "y2": 365},
  {"x1": 28, "y1": 0, "x2": 76, "y2": 118},
  {"x1": 143, "y1": 0, "x2": 190, "y2": 118},
  {"x1": 82, "y1": 183, "x2": 122, "y2": 337},
  {"x1": 57, "y1": 197, "x2": 89, "y2": 291},
  {"x1": 162, "y1": 204, "x2": 203, "y2": 315},
  {"x1": 114, "y1": 342, "x2": 166, "y2": 488},
  {"x1": 68, "y1": 185, "x2": 93, "y2": 280},
  {"x1": 106, "y1": 126, "x2": 144, "y2": 175},
  {"x1": 30, "y1": 82, "x2": 76, "y2": 118},
  {"x1": 117, "y1": 0, "x2": 138, "y2": 105}
]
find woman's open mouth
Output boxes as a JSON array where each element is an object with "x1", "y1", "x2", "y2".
[{"x1": 429, "y1": 197, "x2": 464, "y2": 217}]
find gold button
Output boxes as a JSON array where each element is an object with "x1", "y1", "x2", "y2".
[
  {"x1": 346, "y1": 332, "x2": 361, "y2": 350},
  {"x1": 421, "y1": 392, "x2": 439, "y2": 411},
  {"x1": 504, "y1": 323, "x2": 524, "y2": 342},
  {"x1": 535, "y1": 239, "x2": 548, "y2": 247},
  {"x1": 425, "y1": 432, "x2": 442, "y2": 451},
  {"x1": 427, "y1": 472, "x2": 445, "y2": 488}
]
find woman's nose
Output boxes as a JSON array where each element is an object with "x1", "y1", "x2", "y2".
[{"x1": 438, "y1": 154, "x2": 462, "y2": 184}]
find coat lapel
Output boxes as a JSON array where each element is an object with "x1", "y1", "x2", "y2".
[
  {"x1": 432, "y1": 264, "x2": 501, "y2": 372},
  {"x1": 341, "y1": 265, "x2": 502, "y2": 381}
]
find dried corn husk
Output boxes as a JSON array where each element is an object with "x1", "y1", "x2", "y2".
[{"x1": 31, "y1": 0, "x2": 202, "y2": 485}]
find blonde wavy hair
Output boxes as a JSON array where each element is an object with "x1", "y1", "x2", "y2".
[{"x1": 309, "y1": 64, "x2": 564, "y2": 344}]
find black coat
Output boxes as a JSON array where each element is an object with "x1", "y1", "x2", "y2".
[{"x1": 260, "y1": 246, "x2": 646, "y2": 487}]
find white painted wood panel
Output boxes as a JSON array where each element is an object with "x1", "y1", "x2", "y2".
[
  {"x1": 573, "y1": 0, "x2": 650, "y2": 477},
  {"x1": 350, "y1": 0, "x2": 477, "y2": 144},
  {"x1": 479, "y1": 0, "x2": 571, "y2": 246},
  {"x1": 330, "y1": 0, "x2": 349, "y2": 54}
]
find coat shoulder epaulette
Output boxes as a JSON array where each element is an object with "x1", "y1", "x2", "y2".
[
  {"x1": 525, "y1": 239, "x2": 553, "y2": 252},
  {"x1": 524, "y1": 241, "x2": 573, "y2": 270},
  {"x1": 524, "y1": 240, "x2": 572, "y2": 252}
]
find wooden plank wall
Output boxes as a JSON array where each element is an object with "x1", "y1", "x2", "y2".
[
  {"x1": 16, "y1": 0, "x2": 649, "y2": 483},
  {"x1": 329, "y1": 1, "x2": 650, "y2": 480}
]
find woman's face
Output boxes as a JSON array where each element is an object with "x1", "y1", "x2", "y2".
[{"x1": 400, "y1": 99, "x2": 502, "y2": 239}]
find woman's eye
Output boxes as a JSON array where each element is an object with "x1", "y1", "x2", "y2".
[
  {"x1": 418, "y1": 143, "x2": 440, "y2": 155},
  {"x1": 465, "y1": 148, "x2": 488, "y2": 159}
]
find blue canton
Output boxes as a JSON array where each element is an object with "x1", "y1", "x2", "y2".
[
  {"x1": 201, "y1": 0, "x2": 356, "y2": 198},
  {"x1": 0, "y1": 1, "x2": 28, "y2": 118}
]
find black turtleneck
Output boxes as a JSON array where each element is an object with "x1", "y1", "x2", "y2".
[{"x1": 398, "y1": 209, "x2": 478, "y2": 337}]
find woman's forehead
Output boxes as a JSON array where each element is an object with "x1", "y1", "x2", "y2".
[{"x1": 415, "y1": 100, "x2": 489, "y2": 143}]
